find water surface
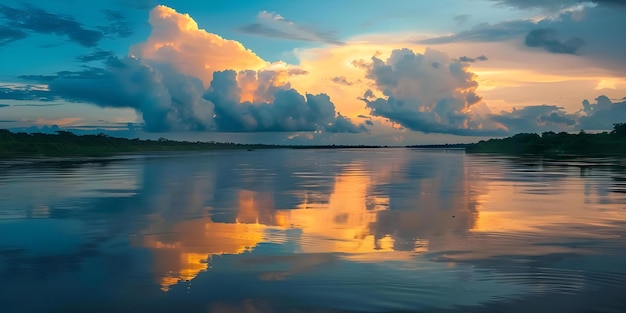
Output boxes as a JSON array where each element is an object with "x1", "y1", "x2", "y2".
[{"x1": 1, "y1": 149, "x2": 625, "y2": 312}]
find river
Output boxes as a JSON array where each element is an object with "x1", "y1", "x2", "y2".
[{"x1": 1, "y1": 149, "x2": 625, "y2": 312}]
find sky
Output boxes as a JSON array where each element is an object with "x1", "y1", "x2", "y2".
[{"x1": 0, "y1": 0, "x2": 625, "y2": 145}]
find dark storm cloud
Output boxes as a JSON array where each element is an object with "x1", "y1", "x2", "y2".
[
  {"x1": 0, "y1": 26, "x2": 27, "y2": 46},
  {"x1": 0, "y1": 4, "x2": 103, "y2": 47},
  {"x1": 525, "y1": 28, "x2": 585, "y2": 54},
  {"x1": 205, "y1": 70, "x2": 364, "y2": 133},
  {"x1": 76, "y1": 50, "x2": 116, "y2": 62}
]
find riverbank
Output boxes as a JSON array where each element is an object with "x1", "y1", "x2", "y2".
[
  {"x1": 0, "y1": 129, "x2": 385, "y2": 157},
  {"x1": 466, "y1": 124, "x2": 626, "y2": 156}
]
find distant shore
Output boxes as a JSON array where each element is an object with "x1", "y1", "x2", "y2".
[
  {"x1": 2, "y1": 124, "x2": 626, "y2": 157},
  {"x1": 465, "y1": 123, "x2": 626, "y2": 156},
  {"x1": 0, "y1": 129, "x2": 386, "y2": 157}
]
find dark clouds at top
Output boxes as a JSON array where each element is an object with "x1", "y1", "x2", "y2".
[
  {"x1": 0, "y1": 4, "x2": 134, "y2": 47},
  {"x1": 0, "y1": 26, "x2": 27, "y2": 46},
  {"x1": 524, "y1": 28, "x2": 584, "y2": 54},
  {"x1": 0, "y1": 4, "x2": 102, "y2": 47},
  {"x1": 489, "y1": 0, "x2": 626, "y2": 11},
  {"x1": 419, "y1": 3, "x2": 626, "y2": 71}
]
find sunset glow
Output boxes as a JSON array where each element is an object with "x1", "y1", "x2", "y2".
[{"x1": 0, "y1": 0, "x2": 622, "y2": 144}]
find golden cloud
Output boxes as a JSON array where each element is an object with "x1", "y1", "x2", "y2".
[{"x1": 132, "y1": 5, "x2": 267, "y2": 87}]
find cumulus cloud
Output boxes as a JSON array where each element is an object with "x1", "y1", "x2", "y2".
[
  {"x1": 0, "y1": 4, "x2": 103, "y2": 47},
  {"x1": 358, "y1": 48, "x2": 504, "y2": 136},
  {"x1": 486, "y1": 95, "x2": 626, "y2": 133},
  {"x1": 22, "y1": 56, "x2": 214, "y2": 132},
  {"x1": 525, "y1": 28, "x2": 584, "y2": 54},
  {"x1": 205, "y1": 70, "x2": 363, "y2": 133},
  {"x1": 131, "y1": 5, "x2": 267, "y2": 86},
  {"x1": 579, "y1": 96, "x2": 626, "y2": 130},
  {"x1": 17, "y1": 56, "x2": 362, "y2": 133},
  {"x1": 238, "y1": 10, "x2": 344, "y2": 45},
  {"x1": 491, "y1": 105, "x2": 577, "y2": 133},
  {"x1": 5, "y1": 5, "x2": 362, "y2": 135}
]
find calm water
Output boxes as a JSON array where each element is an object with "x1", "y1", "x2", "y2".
[{"x1": 1, "y1": 149, "x2": 626, "y2": 313}]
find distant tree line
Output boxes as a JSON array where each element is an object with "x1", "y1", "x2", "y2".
[
  {"x1": 0, "y1": 129, "x2": 391, "y2": 157},
  {"x1": 0, "y1": 129, "x2": 280, "y2": 157},
  {"x1": 466, "y1": 123, "x2": 626, "y2": 155}
]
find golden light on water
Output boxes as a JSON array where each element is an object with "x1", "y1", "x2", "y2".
[
  {"x1": 135, "y1": 155, "x2": 626, "y2": 292},
  {"x1": 140, "y1": 214, "x2": 268, "y2": 292}
]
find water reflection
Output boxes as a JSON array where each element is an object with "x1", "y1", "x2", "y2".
[{"x1": 1, "y1": 150, "x2": 626, "y2": 312}]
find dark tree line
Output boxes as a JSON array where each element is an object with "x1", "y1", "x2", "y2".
[
  {"x1": 0, "y1": 129, "x2": 278, "y2": 157},
  {"x1": 466, "y1": 123, "x2": 626, "y2": 155}
]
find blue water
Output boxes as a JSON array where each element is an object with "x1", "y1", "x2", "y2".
[{"x1": 1, "y1": 149, "x2": 625, "y2": 312}]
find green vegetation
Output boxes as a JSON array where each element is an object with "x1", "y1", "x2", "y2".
[
  {"x1": 466, "y1": 123, "x2": 626, "y2": 156},
  {"x1": 0, "y1": 129, "x2": 279, "y2": 157}
]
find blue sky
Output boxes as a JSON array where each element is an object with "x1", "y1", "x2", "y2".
[{"x1": 0, "y1": 0, "x2": 625, "y2": 144}]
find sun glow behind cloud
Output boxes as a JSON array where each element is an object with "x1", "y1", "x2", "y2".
[{"x1": 0, "y1": 1, "x2": 624, "y2": 142}]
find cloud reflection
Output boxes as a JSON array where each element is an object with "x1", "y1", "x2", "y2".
[{"x1": 3, "y1": 149, "x2": 626, "y2": 310}]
